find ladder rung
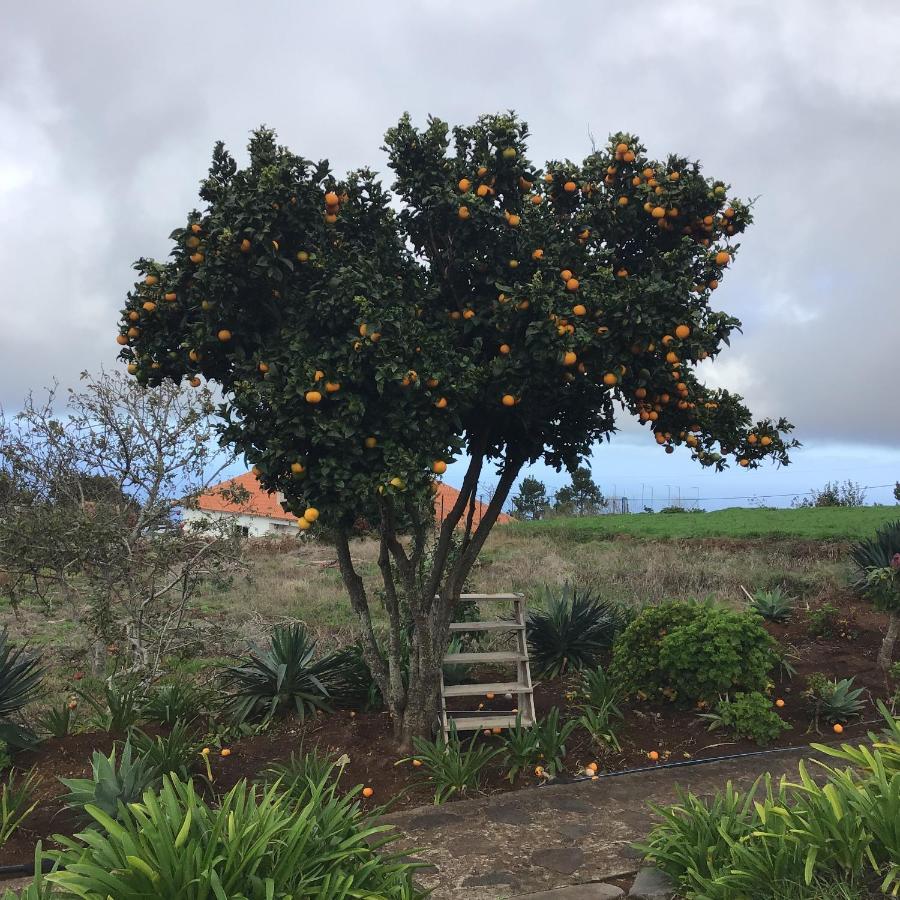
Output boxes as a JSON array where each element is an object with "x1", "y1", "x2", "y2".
[
  {"x1": 448, "y1": 620, "x2": 524, "y2": 632},
  {"x1": 443, "y1": 651, "x2": 525, "y2": 665},
  {"x1": 445, "y1": 712, "x2": 533, "y2": 731},
  {"x1": 442, "y1": 681, "x2": 532, "y2": 698}
]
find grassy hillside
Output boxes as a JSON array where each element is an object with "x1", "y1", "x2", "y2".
[{"x1": 508, "y1": 505, "x2": 899, "y2": 542}]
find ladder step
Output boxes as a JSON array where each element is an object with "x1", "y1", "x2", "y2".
[
  {"x1": 448, "y1": 620, "x2": 524, "y2": 632},
  {"x1": 443, "y1": 651, "x2": 525, "y2": 665},
  {"x1": 442, "y1": 681, "x2": 532, "y2": 698},
  {"x1": 445, "y1": 712, "x2": 534, "y2": 731}
]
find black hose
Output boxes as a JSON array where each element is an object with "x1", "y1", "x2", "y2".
[
  {"x1": 561, "y1": 740, "x2": 842, "y2": 784},
  {"x1": 0, "y1": 858, "x2": 55, "y2": 877}
]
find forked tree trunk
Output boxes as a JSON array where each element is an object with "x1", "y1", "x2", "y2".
[
  {"x1": 334, "y1": 449, "x2": 524, "y2": 750},
  {"x1": 878, "y1": 611, "x2": 899, "y2": 675}
]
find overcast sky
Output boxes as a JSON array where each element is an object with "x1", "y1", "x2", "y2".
[{"x1": 2, "y1": 0, "x2": 898, "y2": 508}]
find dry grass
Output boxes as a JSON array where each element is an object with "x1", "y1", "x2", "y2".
[{"x1": 4, "y1": 528, "x2": 856, "y2": 683}]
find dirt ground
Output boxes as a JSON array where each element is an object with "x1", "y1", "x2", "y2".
[{"x1": 2, "y1": 595, "x2": 891, "y2": 876}]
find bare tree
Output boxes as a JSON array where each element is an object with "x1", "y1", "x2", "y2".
[{"x1": 0, "y1": 371, "x2": 244, "y2": 679}]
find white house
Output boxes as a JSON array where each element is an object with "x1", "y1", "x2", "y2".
[
  {"x1": 182, "y1": 471, "x2": 297, "y2": 537},
  {"x1": 184, "y1": 471, "x2": 514, "y2": 537}
]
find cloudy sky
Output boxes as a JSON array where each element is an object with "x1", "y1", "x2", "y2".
[{"x1": 2, "y1": 0, "x2": 898, "y2": 508}]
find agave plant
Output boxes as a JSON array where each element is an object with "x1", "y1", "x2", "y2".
[
  {"x1": 60, "y1": 741, "x2": 158, "y2": 821},
  {"x1": 749, "y1": 587, "x2": 795, "y2": 623},
  {"x1": 849, "y1": 520, "x2": 900, "y2": 672},
  {"x1": 0, "y1": 629, "x2": 43, "y2": 748},
  {"x1": 804, "y1": 674, "x2": 866, "y2": 727},
  {"x1": 222, "y1": 623, "x2": 358, "y2": 725},
  {"x1": 527, "y1": 585, "x2": 622, "y2": 677}
]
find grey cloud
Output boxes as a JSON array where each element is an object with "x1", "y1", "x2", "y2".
[{"x1": 1, "y1": 0, "x2": 899, "y2": 451}]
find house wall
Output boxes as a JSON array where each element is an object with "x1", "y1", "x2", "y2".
[{"x1": 182, "y1": 508, "x2": 296, "y2": 538}]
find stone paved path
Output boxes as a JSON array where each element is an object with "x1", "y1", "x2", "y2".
[{"x1": 382, "y1": 748, "x2": 817, "y2": 899}]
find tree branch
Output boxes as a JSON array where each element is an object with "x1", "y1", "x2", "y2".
[{"x1": 333, "y1": 528, "x2": 390, "y2": 695}]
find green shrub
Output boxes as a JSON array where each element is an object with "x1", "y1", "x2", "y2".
[
  {"x1": 0, "y1": 628, "x2": 43, "y2": 748},
  {"x1": 264, "y1": 746, "x2": 345, "y2": 806},
  {"x1": 849, "y1": 520, "x2": 900, "y2": 604},
  {"x1": 130, "y1": 723, "x2": 200, "y2": 781},
  {"x1": 805, "y1": 674, "x2": 866, "y2": 725},
  {"x1": 807, "y1": 601, "x2": 841, "y2": 639},
  {"x1": 222, "y1": 623, "x2": 359, "y2": 724},
  {"x1": 701, "y1": 691, "x2": 790, "y2": 744},
  {"x1": 640, "y1": 744, "x2": 900, "y2": 899},
  {"x1": 610, "y1": 601, "x2": 774, "y2": 703},
  {"x1": 39, "y1": 775, "x2": 423, "y2": 898},
  {"x1": 577, "y1": 667, "x2": 622, "y2": 751},
  {"x1": 37, "y1": 701, "x2": 76, "y2": 739},
  {"x1": 60, "y1": 741, "x2": 157, "y2": 822},
  {"x1": 406, "y1": 725, "x2": 502, "y2": 804},
  {"x1": 1, "y1": 767, "x2": 40, "y2": 848},
  {"x1": 499, "y1": 713, "x2": 541, "y2": 782},
  {"x1": 78, "y1": 679, "x2": 143, "y2": 732},
  {"x1": 526, "y1": 585, "x2": 623, "y2": 677},
  {"x1": 532, "y1": 707, "x2": 578, "y2": 776},
  {"x1": 140, "y1": 682, "x2": 208, "y2": 725}
]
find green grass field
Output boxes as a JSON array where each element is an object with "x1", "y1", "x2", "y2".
[{"x1": 509, "y1": 505, "x2": 899, "y2": 542}]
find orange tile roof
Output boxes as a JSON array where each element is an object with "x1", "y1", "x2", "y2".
[
  {"x1": 195, "y1": 471, "x2": 295, "y2": 521},
  {"x1": 433, "y1": 481, "x2": 513, "y2": 527},
  {"x1": 195, "y1": 472, "x2": 513, "y2": 527}
]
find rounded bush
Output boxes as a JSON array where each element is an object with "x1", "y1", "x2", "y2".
[{"x1": 610, "y1": 601, "x2": 774, "y2": 703}]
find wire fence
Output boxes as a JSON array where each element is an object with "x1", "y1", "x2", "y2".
[{"x1": 454, "y1": 482, "x2": 898, "y2": 517}]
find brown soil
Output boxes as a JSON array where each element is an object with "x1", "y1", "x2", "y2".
[{"x1": 1, "y1": 600, "x2": 893, "y2": 877}]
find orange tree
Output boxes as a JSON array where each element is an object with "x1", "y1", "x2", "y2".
[{"x1": 118, "y1": 115, "x2": 797, "y2": 746}]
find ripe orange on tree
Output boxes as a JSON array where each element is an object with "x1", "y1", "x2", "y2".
[{"x1": 119, "y1": 114, "x2": 795, "y2": 746}]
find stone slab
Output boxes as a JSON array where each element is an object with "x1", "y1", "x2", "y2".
[{"x1": 382, "y1": 747, "x2": 817, "y2": 899}]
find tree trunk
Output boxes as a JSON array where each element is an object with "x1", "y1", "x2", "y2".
[
  {"x1": 333, "y1": 452, "x2": 525, "y2": 751},
  {"x1": 878, "y1": 611, "x2": 899, "y2": 674}
]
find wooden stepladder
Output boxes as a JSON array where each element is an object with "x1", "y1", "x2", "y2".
[{"x1": 439, "y1": 593, "x2": 536, "y2": 740}]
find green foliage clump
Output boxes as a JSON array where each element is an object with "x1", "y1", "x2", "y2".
[
  {"x1": 610, "y1": 601, "x2": 774, "y2": 703},
  {"x1": 527, "y1": 585, "x2": 623, "y2": 677},
  {"x1": 749, "y1": 586, "x2": 794, "y2": 623},
  {"x1": 806, "y1": 601, "x2": 841, "y2": 639},
  {"x1": 264, "y1": 747, "x2": 345, "y2": 806},
  {"x1": 222, "y1": 623, "x2": 360, "y2": 724},
  {"x1": 577, "y1": 666, "x2": 623, "y2": 751},
  {"x1": 78, "y1": 680, "x2": 143, "y2": 733},
  {"x1": 140, "y1": 682, "x2": 209, "y2": 726},
  {"x1": 850, "y1": 519, "x2": 900, "y2": 613},
  {"x1": 60, "y1": 741, "x2": 157, "y2": 822},
  {"x1": 38, "y1": 775, "x2": 423, "y2": 898},
  {"x1": 701, "y1": 691, "x2": 790, "y2": 744},
  {"x1": 130, "y1": 723, "x2": 200, "y2": 782},
  {"x1": 1, "y1": 767, "x2": 40, "y2": 849},
  {"x1": 38, "y1": 702, "x2": 76, "y2": 739},
  {"x1": 532, "y1": 707, "x2": 579, "y2": 777},
  {"x1": 641, "y1": 708, "x2": 900, "y2": 899},
  {"x1": 499, "y1": 714, "x2": 541, "y2": 782},
  {"x1": 0, "y1": 629, "x2": 43, "y2": 748},
  {"x1": 805, "y1": 674, "x2": 866, "y2": 725},
  {"x1": 406, "y1": 725, "x2": 501, "y2": 804}
]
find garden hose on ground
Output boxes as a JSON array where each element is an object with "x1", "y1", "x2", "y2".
[{"x1": 554, "y1": 736, "x2": 864, "y2": 785}]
